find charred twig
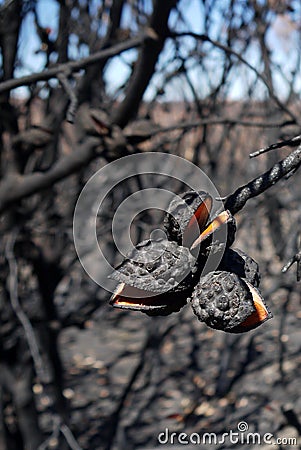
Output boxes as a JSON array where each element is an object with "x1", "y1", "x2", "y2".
[
  {"x1": 224, "y1": 144, "x2": 301, "y2": 215},
  {"x1": 282, "y1": 226, "x2": 301, "y2": 281},
  {"x1": 149, "y1": 118, "x2": 295, "y2": 138},
  {"x1": 0, "y1": 35, "x2": 146, "y2": 94},
  {"x1": 5, "y1": 229, "x2": 48, "y2": 383},
  {"x1": 250, "y1": 135, "x2": 301, "y2": 158},
  {"x1": 38, "y1": 417, "x2": 83, "y2": 450},
  {"x1": 57, "y1": 72, "x2": 78, "y2": 123},
  {"x1": 60, "y1": 424, "x2": 83, "y2": 450},
  {"x1": 282, "y1": 251, "x2": 301, "y2": 281}
]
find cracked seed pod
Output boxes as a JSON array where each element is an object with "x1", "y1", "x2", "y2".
[
  {"x1": 109, "y1": 239, "x2": 198, "y2": 315},
  {"x1": 190, "y1": 271, "x2": 272, "y2": 333},
  {"x1": 190, "y1": 210, "x2": 236, "y2": 255},
  {"x1": 164, "y1": 190, "x2": 236, "y2": 257},
  {"x1": 164, "y1": 191, "x2": 213, "y2": 247},
  {"x1": 219, "y1": 248, "x2": 260, "y2": 287}
]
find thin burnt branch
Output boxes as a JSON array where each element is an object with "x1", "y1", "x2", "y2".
[
  {"x1": 0, "y1": 0, "x2": 22, "y2": 89},
  {"x1": 56, "y1": 0, "x2": 69, "y2": 64},
  {"x1": 123, "y1": 116, "x2": 294, "y2": 145},
  {"x1": 57, "y1": 72, "x2": 78, "y2": 123},
  {"x1": 250, "y1": 135, "x2": 301, "y2": 158},
  {"x1": 282, "y1": 251, "x2": 301, "y2": 281},
  {"x1": 0, "y1": 35, "x2": 146, "y2": 95},
  {"x1": 60, "y1": 425, "x2": 83, "y2": 450},
  {"x1": 224, "y1": 144, "x2": 301, "y2": 215},
  {"x1": 5, "y1": 229, "x2": 48, "y2": 383},
  {"x1": 152, "y1": 118, "x2": 295, "y2": 136},
  {"x1": 37, "y1": 416, "x2": 83, "y2": 450}
]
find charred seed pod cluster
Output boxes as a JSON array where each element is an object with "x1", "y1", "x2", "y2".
[{"x1": 110, "y1": 190, "x2": 272, "y2": 332}]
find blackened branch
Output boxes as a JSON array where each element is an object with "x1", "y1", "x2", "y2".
[
  {"x1": 224, "y1": 144, "x2": 301, "y2": 215},
  {"x1": 250, "y1": 135, "x2": 301, "y2": 158},
  {"x1": 282, "y1": 231, "x2": 301, "y2": 281},
  {"x1": 5, "y1": 229, "x2": 48, "y2": 383},
  {"x1": 0, "y1": 35, "x2": 146, "y2": 94},
  {"x1": 57, "y1": 72, "x2": 78, "y2": 123},
  {"x1": 282, "y1": 251, "x2": 301, "y2": 281},
  {"x1": 59, "y1": 425, "x2": 83, "y2": 450},
  {"x1": 152, "y1": 118, "x2": 295, "y2": 136}
]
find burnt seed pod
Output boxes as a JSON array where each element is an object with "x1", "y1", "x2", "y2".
[
  {"x1": 190, "y1": 271, "x2": 271, "y2": 333},
  {"x1": 164, "y1": 189, "x2": 237, "y2": 258},
  {"x1": 164, "y1": 190, "x2": 212, "y2": 246},
  {"x1": 110, "y1": 239, "x2": 196, "y2": 292},
  {"x1": 220, "y1": 248, "x2": 260, "y2": 287},
  {"x1": 190, "y1": 271, "x2": 254, "y2": 332},
  {"x1": 109, "y1": 239, "x2": 198, "y2": 315}
]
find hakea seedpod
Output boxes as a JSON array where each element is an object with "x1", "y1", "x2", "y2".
[
  {"x1": 219, "y1": 248, "x2": 261, "y2": 287},
  {"x1": 164, "y1": 190, "x2": 213, "y2": 247},
  {"x1": 164, "y1": 190, "x2": 237, "y2": 258},
  {"x1": 190, "y1": 271, "x2": 272, "y2": 333},
  {"x1": 109, "y1": 239, "x2": 198, "y2": 316}
]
